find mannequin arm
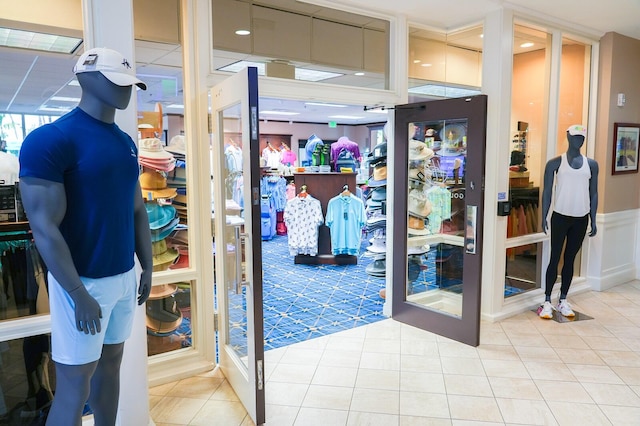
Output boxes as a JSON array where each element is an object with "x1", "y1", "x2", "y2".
[
  {"x1": 133, "y1": 182, "x2": 153, "y2": 305},
  {"x1": 19, "y1": 177, "x2": 102, "y2": 334},
  {"x1": 588, "y1": 159, "x2": 599, "y2": 237},
  {"x1": 540, "y1": 157, "x2": 560, "y2": 234}
]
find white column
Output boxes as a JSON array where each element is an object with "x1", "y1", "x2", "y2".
[{"x1": 80, "y1": 1, "x2": 151, "y2": 425}]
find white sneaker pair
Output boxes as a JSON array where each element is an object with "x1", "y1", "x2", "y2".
[{"x1": 538, "y1": 299, "x2": 575, "y2": 319}]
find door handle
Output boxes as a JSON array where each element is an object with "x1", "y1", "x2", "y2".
[{"x1": 234, "y1": 226, "x2": 251, "y2": 294}]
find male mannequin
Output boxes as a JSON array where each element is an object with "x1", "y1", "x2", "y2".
[
  {"x1": 18, "y1": 47, "x2": 152, "y2": 425},
  {"x1": 539, "y1": 124, "x2": 598, "y2": 319}
]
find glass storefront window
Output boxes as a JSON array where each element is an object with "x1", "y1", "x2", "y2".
[
  {"x1": 505, "y1": 242, "x2": 542, "y2": 297},
  {"x1": 408, "y1": 26, "x2": 483, "y2": 103},
  {"x1": 146, "y1": 282, "x2": 192, "y2": 356}
]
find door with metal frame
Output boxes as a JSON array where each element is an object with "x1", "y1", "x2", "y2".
[
  {"x1": 210, "y1": 67, "x2": 265, "y2": 424},
  {"x1": 392, "y1": 95, "x2": 487, "y2": 346}
]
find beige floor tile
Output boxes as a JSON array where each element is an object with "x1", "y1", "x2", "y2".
[
  {"x1": 399, "y1": 392, "x2": 449, "y2": 418},
  {"x1": 611, "y1": 366, "x2": 640, "y2": 386},
  {"x1": 347, "y1": 411, "x2": 400, "y2": 426},
  {"x1": 400, "y1": 416, "x2": 452, "y2": 425},
  {"x1": 566, "y1": 364, "x2": 624, "y2": 384},
  {"x1": 325, "y1": 335, "x2": 365, "y2": 353},
  {"x1": 447, "y1": 395, "x2": 503, "y2": 423},
  {"x1": 554, "y1": 348, "x2": 605, "y2": 365},
  {"x1": 488, "y1": 377, "x2": 542, "y2": 400},
  {"x1": 364, "y1": 338, "x2": 402, "y2": 354},
  {"x1": 479, "y1": 330, "x2": 512, "y2": 346},
  {"x1": 210, "y1": 380, "x2": 241, "y2": 401},
  {"x1": 544, "y1": 334, "x2": 589, "y2": 350},
  {"x1": 546, "y1": 401, "x2": 612, "y2": 425},
  {"x1": 311, "y1": 365, "x2": 358, "y2": 387},
  {"x1": 605, "y1": 325, "x2": 640, "y2": 340},
  {"x1": 149, "y1": 380, "x2": 178, "y2": 396},
  {"x1": 268, "y1": 362, "x2": 317, "y2": 384},
  {"x1": 437, "y1": 342, "x2": 480, "y2": 359},
  {"x1": 534, "y1": 380, "x2": 594, "y2": 403},
  {"x1": 523, "y1": 361, "x2": 577, "y2": 381},
  {"x1": 596, "y1": 350, "x2": 640, "y2": 367},
  {"x1": 599, "y1": 404, "x2": 640, "y2": 425},
  {"x1": 149, "y1": 396, "x2": 206, "y2": 425},
  {"x1": 400, "y1": 324, "x2": 439, "y2": 342},
  {"x1": 280, "y1": 347, "x2": 324, "y2": 365},
  {"x1": 507, "y1": 333, "x2": 551, "y2": 347},
  {"x1": 293, "y1": 407, "x2": 349, "y2": 426},
  {"x1": 294, "y1": 335, "x2": 330, "y2": 351},
  {"x1": 443, "y1": 375, "x2": 492, "y2": 397},
  {"x1": 496, "y1": 398, "x2": 558, "y2": 425},
  {"x1": 149, "y1": 394, "x2": 163, "y2": 410},
  {"x1": 356, "y1": 368, "x2": 400, "y2": 391},
  {"x1": 264, "y1": 382, "x2": 308, "y2": 406},
  {"x1": 513, "y1": 345, "x2": 562, "y2": 363},
  {"x1": 360, "y1": 352, "x2": 401, "y2": 371},
  {"x1": 581, "y1": 382, "x2": 640, "y2": 406},
  {"x1": 366, "y1": 320, "x2": 402, "y2": 339},
  {"x1": 400, "y1": 340, "x2": 440, "y2": 357},
  {"x1": 302, "y1": 384, "x2": 354, "y2": 410},
  {"x1": 571, "y1": 322, "x2": 615, "y2": 338},
  {"x1": 631, "y1": 385, "x2": 640, "y2": 398},
  {"x1": 265, "y1": 404, "x2": 299, "y2": 426},
  {"x1": 441, "y1": 357, "x2": 485, "y2": 376},
  {"x1": 401, "y1": 355, "x2": 443, "y2": 373},
  {"x1": 400, "y1": 371, "x2": 446, "y2": 394},
  {"x1": 582, "y1": 336, "x2": 631, "y2": 351},
  {"x1": 188, "y1": 400, "x2": 248, "y2": 426},
  {"x1": 351, "y1": 388, "x2": 400, "y2": 415},
  {"x1": 167, "y1": 375, "x2": 224, "y2": 400},
  {"x1": 320, "y1": 349, "x2": 362, "y2": 368},
  {"x1": 619, "y1": 337, "x2": 640, "y2": 352},
  {"x1": 476, "y1": 344, "x2": 519, "y2": 361},
  {"x1": 482, "y1": 359, "x2": 530, "y2": 379}
]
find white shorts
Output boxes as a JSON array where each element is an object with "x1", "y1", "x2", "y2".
[{"x1": 49, "y1": 267, "x2": 137, "y2": 365}]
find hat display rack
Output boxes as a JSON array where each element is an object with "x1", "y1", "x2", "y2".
[{"x1": 364, "y1": 140, "x2": 388, "y2": 279}]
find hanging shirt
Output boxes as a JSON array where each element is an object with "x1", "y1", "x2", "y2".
[
  {"x1": 330, "y1": 137, "x2": 361, "y2": 168},
  {"x1": 426, "y1": 186, "x2": 452, "y2": 234},
  {"x1": 281, "y1": 149, "x2": 297, "y2": 166},
  {"x1": 260, "y1": 176, "x2": 288, "y2": 212},
  {"x1": 326, "y1": 194, "x2": 366, "y2": 255},
  {"x1": 284, "y1": 195, "x2": 324, "y2": 256},
  {"x1": 554, "y1": 153, "x2": 591, "y2": 217},
  {"x1": 262, "y1": 146, "x2": 282, "y2": 168},
  {"x1": 225, "y1": 145, "x2": 243, "y2": 173}
]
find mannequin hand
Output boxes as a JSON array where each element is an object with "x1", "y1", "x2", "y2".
[
  {"x1": 69, "y1": 286, "x2": 102, "y2": 334},
  {"x1": 138, "y1": 269, "x2": 152, "y2": 305},
  {"x1": 589, "y1": 225, "x2": 597, "y2": 237}
]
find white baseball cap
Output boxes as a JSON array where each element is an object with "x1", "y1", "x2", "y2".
[
  {"x1": 74, "y1": 47, "x2": 147, "y2": 90},
  {"x1": 567, "y1": 124, "x2": 587, "y2": 137}
]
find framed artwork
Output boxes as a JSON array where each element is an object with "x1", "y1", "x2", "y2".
[{"x1": 612, "y1": 123, "x2": 640, "y2": 175}]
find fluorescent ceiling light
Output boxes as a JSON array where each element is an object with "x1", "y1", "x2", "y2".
[
  {"x1": 421, "y1": 63, "x2": 432, "y2": 67},
  {"x1": 366, "y1": 109, "x2": 388, "y2": 114},
  {"x1": 0, "y1": 27, "x2": 82, "y2": 54},
  {"x1": 520, "y1": 42, "x2": 534, "y2": 48},
  {"x1": 261, "y1": 110, "x2": 300, "y2": 116},
  {"x1": 305, "y1": 102, "x2": 347, "y2": 108},
  {"x1": 166, "y1": 104, "x2": 184, "y2": 109},
  {"x1": 235, "y1": 30, "x2": 250, "y2": 36},
  {"x1": 354, "y1": 72, "x2": 365, "y2": 76},
  {"x1": 409, "y1": 84, "x2": 481, "y2": 98},
  {"x1": 413, "y1": 60, "x2": 421, "y2": 64},
  {"x1": 217, "y1": 61, "x2": 342, "y2": 82},
  {"x1": 38, "y1": 105, "x2": 72, "y2": 112},
  {"x1": 50, "y1": 96, "x2": 80, "y2": 102},
  {"x1": 329, "y1": 115, "x2": 365, "y2": 119}
]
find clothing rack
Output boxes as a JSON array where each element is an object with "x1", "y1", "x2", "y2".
[{"x1": 0, "y1": 222, "x2": 32, "y2": 242}]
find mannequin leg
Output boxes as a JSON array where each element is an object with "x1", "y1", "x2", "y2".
[
  {"x1": 46, "y1": 361, "x2": 98, "y2": 426},
  {"x1": 88, "y1": 343, "x2": 125, "y2": 426},
  {"x1": 544, "y1": 213, "x2": 570, "y2": 299},
  {"x1": 559, "y1": 215, "x2": 589, "y2": 297}
]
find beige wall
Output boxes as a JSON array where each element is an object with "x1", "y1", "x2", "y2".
[{"x1": 596, "y1": 32, "x2": 640, "y2": 213}]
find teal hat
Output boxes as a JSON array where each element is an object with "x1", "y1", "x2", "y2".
[
  {"x1": 146, "y1": 204, "x2": 176, "y2": 230},
  {"x1": 151, "y1": 216, "x2": 179, "y2": 242}
]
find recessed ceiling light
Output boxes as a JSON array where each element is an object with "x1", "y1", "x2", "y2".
[
  {"x1": 235, "y1": 29, "x2": 251, "y2": 36},
  {"x1": 50, "y1": 96, "x2": 80, "y2": 102},
  {"x1": 261, "y1": 110, "x2": 300, "y2": 116},
  {"x1": 409, "y1": 84, "x2": 481, "y2": 98},
  {"x1": 421, "y1": 63, "x2": 432, "y2": 67},
  {"x1": 366, "y1": 109, "x2": 388, "y2": 114},
  {"x1": 166, "y1": 104, "x2": 184, "y2": 109},
  {"x1": 0, "y1": 27, "x2": 82, "y2": 54},
  {"x1": 413, "y1": 59, "x2": 421, "y2": 64},
  {"x1": 480, "y1": 34, "x2": 484, "y2": 38},
  {"x1": 520, "y1": 42, "x2": 534, "y2": 48},
  {"x1": 328, "y1": 115, "x2": 365, "y2": 119},
  {"x1": 354, "y1": 72, "x2": 365, "y2": 76},
  {"x1": 305, "y1": 102, "x2": 347, "y2": 108}
]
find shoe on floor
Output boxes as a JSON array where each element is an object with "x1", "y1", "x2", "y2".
[
  {"x1": 557, "y1": 299, "x2": 575, "y2": 317},
  {"x1": 538, "y1": 301, "x2": 554, "y2": 319}
]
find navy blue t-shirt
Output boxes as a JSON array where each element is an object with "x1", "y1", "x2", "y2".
[{"x1": 19, "y1": 108, "x2": 139, "y2": 278}]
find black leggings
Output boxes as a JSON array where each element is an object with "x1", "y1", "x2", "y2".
[{"x1": 545, "y1": 212, "x2": 588, "y2": 298}]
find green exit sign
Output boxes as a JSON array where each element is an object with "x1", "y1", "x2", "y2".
[{"x1": 328, "y1": 121, "x2": 337, "y2": 128}]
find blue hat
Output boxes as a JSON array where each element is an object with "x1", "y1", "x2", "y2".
[
  {"x1": 151, "y1": 216, "x2": 180, "y2": 242},
  {"x1": 146, "y1": 204, "x2": 176, "y2": 230}
]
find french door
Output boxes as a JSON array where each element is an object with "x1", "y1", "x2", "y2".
[
  {"x1": 210, "y1": 67, "x2": 265, "y2": 424},
  {"x1": 392, "y1": 95, "x2": 487, "y2": 346}
]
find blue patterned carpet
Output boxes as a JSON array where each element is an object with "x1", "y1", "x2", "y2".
[{"x1": 262, "y1": 235, "x2": 386, "y2": 351}]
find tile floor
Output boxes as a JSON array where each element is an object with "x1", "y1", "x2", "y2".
[{"x1": 149, "y1": 281, "x2": 640, "y2": 425}]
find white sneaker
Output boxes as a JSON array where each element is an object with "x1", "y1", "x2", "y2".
[
  {"x1": 538, "y1": 301, "x2": 554, "y2": 319},
  {"x1": 557, "y1": 299, "x2": 575, "y2": 317}
]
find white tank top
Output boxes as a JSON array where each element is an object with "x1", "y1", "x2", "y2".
[{"x1": 554, "y1": 153, "x2": 591, "y2": 217}]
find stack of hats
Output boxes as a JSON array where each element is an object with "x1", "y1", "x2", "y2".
[
  {"x1": 407, "y1": 140, "x2": 434, "y2": 238},
  {"x1": 139, "y1": 138, "x2": 176, "y2": 172},
  {"x1": 146, "y1": 283, "x2": 183, "y2": 336},
  {"x1": 365, "y1": 141, "x2": 388, "y2": 278},
  {"x1": 166, "y1": 134, "x2": 187, "y2": 191},
  {"x1": 167, "y1": 229, "x2": 189, "y2": 270},
  {"x1": 147, "y1": 203, "x2": 180, "y2": 271}
]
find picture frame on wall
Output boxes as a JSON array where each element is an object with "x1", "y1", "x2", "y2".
[{"x1": 612, "y1": 123, "x2": 640, "y2": 175}]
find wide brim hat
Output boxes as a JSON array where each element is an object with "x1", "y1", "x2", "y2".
[
  {"x1": 366, "y1": 258, "x2": 386, "y2": 276},
  {"x1": 407, "y1": 214, "x2": 429, "y2": 236},
  {"x1": 408, "y1": 167, "x2": 426, "y2": 183},
  {"x1": 408, "y1": 189, "x2": 432, "y2": 218},
  {"x1": 370, "y1": 187, "x2": 387, "y2": 201},
  {"x1": 169, "y1": 253, "x2": 189, "y2": 270},
  {"x1": 74, "y1": 47, "x2": 147, "y2": 90},
  {"x1": 139, "y1": 138, "x2": 175, "y2": 160},
  {"x1": 152, "y1": 239, "x2": 180, "y2": 271},
  {"x1": 151, "y1": 216, "x2": 180, "y2": 242},
  {"x1": 166, "y1": 134, "x2": 186, "y2": 155},
  {"x1": 140, "y1": 157, "x2": 176, "y2": 172},
  {"x1": 368, "y1": 142, "x2": 387, "y2": 166},
  {"x1": 140, "y1": 170, "x2": 178, "y2": 200},
  {"x1": 366, "y1": 237, "x2": 386, "y2": 254},
  {"x1": 409, "y1": 140, "x2": 434, "y2": 161},
  {"x1": 368, "y1": 163, "x2": 388, "y2": 187},
  {"x1": 146, "y1": 300, "x2": 182, "y2": 335},
  {"x1": 146, "y1": 204, "x2": 177, "y2": 230},
  {"x1": 148, "y1": 283, "x2": 178, "y2": 300}
]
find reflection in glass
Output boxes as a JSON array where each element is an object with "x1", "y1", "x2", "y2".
[
  {"x1": 406, "y1": 119, "x2": 467, "y2": 317},
  {"x1": 146, "y1": 282, "x2": 192, "y2": 356},
  {"x1": 505, "y1": 243, "x2": 542, "y2": 297}
]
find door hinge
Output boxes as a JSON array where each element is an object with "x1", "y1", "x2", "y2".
[{"x1": 213, "y1": 312, "x2": 219, "y2": 332}]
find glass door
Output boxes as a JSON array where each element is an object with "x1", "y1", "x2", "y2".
[
  {"x1": 210, "y1": 67, "x2": 265, "y2": 424},
  {"x1": 391, "y1": 95, "x2": 487, "y2": 346}
]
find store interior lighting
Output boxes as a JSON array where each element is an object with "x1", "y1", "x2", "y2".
[
  {"x1": 217, "y1": 60, "x2": 343, "y2": 82},
  {"x1": 0, "y1": 27, "x2": 82, "y2": 54}
]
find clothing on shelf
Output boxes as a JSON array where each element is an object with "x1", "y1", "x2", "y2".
[
  {"x1": 283, "y1": 189, "x2": 324, "y2": 256},
  {"x1": 326, "y1": 189, "x2": 366, "y2": 256},
  {"x1": 260, "y1": 175, "x2": 288, "y2": 212},
  {"x1": 330, "y1": 136, "x2": 361, "y2": 169},
  {"x1": 425, "y1": 185, "x2": 452, "y2": 233},
  {"x1": 262, "y1": 142, "x2": 282, "y2": 168}
]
